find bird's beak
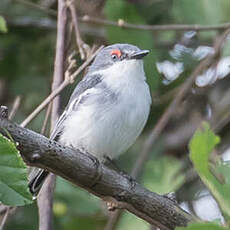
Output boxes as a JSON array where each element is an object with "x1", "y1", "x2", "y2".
[{"x1": 129, "y1": 50, "x2": 150, "y2": 59}]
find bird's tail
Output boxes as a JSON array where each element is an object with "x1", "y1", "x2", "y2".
[{"x1": 28, "y1": 168, "x2": 49, "y2": 198}]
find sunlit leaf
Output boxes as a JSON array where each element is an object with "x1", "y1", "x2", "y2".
[
  {"x1": 189, "y1": 122, "x2": 230, "y2": 222},
  {"x1": 0, "y1": 134, "x2": 32, "y2": 206}
]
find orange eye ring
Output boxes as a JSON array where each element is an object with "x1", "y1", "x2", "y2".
[{"x1": 111, "y1": 49, "x2": 122, "y2": 58}]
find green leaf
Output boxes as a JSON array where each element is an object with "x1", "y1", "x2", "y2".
[
  {"x1": 0, "y1": 16, "x2": 7, "y2": 33},
  {"x1": 176, "y1": 222, "x2": 228, "y2": 230},
  {"x1": 143, "y1": 156, "x2": 185, "y2": 194},
  {"x1": 217, "y1": 162, "x2": 230, "y2": 185},
  {"x1": 0, "y1": 134, "x2": 32, "y2": 206},
  {"x1": 189, "y1": 122, "x2": 230, "y2": 222},
  {"x1": 104, "y1": 0, "x2": 159, "y2": 91}
]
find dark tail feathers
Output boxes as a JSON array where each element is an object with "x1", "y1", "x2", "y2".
[{"x1": 28, "y1": 169, "x2": 49, "y2": 197}]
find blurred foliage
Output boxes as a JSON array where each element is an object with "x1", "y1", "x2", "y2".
[
  {"x1": 0, "y1": 134, "x2": 32, "y2": 206},
  {"x1": 0, "y1": 16, "x2": 7, "y2": 33},
  {"x1": 172, "y1": 0, "x2": 230, "y2": 25},
  {"x1": 143, "y1": 155, "x2": 185, "y2": 194},
  {"x1": 0, "y1": 0, "x2": 230, "y2": 229},
  {"x1": 176, "y1": 222, "x2": 228, "y2": 230}
]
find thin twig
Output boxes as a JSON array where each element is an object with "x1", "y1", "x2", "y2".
[
  {"x1": 8, "y1": 96, "x2": 21, "y2": 120},
  {"x1": 40, "y1": 103, "x2": 52, "y2": 135},
  {"x1": 13, "y1": 0, "x2": 230, "y2": 32},
  {"x1": 67, "y1": 0, "x2": 90, "y2": 60},
  {"x1": 20, "y1": 46, "x2": 103, "y2": 128},
  {"x1": 81, "y1": 15, "x2": 230, "y2": 32},
  {"x1": 0, "y1": 207, "x2": 10, "y2": 230},
  {"x1": 37, "y1": 0, "x2": 67, "y2": 229},
  {"x1": 104, "y1": 27, "x2": 230, "y2": 230}
]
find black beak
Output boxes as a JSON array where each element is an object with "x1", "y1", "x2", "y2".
[{"x1": 129, "y1": 50, "x2": 149, "y2": 59}]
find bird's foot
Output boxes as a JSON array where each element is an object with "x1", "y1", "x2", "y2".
[
  {"x1": 103, "y1": 155, "x2": 136, "y2": 190},
  {"x1": 119, "y1": 171, "x2": 137, "y2": 190},
  {"x1": 81, "y1": 150, "x2": 102, "y2": 187}
]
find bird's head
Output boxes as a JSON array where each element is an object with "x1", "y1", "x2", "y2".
[{"x1": 89, "y1": 44, "x2": 149, "y2": 74}]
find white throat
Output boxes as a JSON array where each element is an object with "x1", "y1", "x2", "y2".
[{"x1": 95, "y1": 59, "x2": 146, "y2": 90}]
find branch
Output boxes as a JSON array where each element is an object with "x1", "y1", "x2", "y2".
[
  {"x1": 13, "y1": 0, "x2": 230, "y2": 32},
  {"x1": 0, "y1": 207, "x2": 10, "y2": 230},
  {"x1": 8, "y1": 96, "x2": 21, "y2": 120},
  {"x1": 0, "y1": 118, "x2": 194, "y2": 230},
  {"x1": 51, "y1": 0, "x2": 67, "y2": 123},
  {"x1": 67, "y1": 0, "x2": 90, "y2": 60},
  {"x1": 80, "y1": 15, "x2": 230, "y2": 32}
]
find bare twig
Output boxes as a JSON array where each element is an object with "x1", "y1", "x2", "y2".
[
  {"x1": 51, "y1": 0, "x2": 67, "y2": 124},
  {"x1": 67, "y1": 0, "x2": 90, "y2": 59},
  {"x1": 37, "y1": 174, "x2": 56, "y2": 230},
  {"x1": 104, "y1": 27, "x2": 230, "y2": 230},
  {"x1": 37, "y1": 0, "x2": 67, "y2": 229},
  {"x1": 40, "y1": 103, "x2": 52, "y2": 135},
  {"x1": 8, "y1": 96, "x2": 22, "y2": 120},
  {"x1": 104, "y1": 211, "x2": 122, "y2": 230},
  {"x1": 20, "y1": 46, "x2": 103, "y2": 128},
  {"x1": 13, "y1": 0, "x2": 230, "y2": 32},
  {"x1": 81, "y1": 15, "x2": 230, "y2": 32},
  {"x1": 0, "y1": 207, "x2": 10, "y2": 230}
]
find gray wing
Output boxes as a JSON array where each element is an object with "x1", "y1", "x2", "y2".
[
  {"x1": 29, "y1": 74, "x2": 106, "y2": 196},
  {"x1": 50, "y1": 74, "x2": 102, "y2": 140}
]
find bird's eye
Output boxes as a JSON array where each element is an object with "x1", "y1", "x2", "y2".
[
  {"x1": 111, "y1": 54, "x2": 119, "y2": 61},
  {"x1": 110, "y1": 49, "x2": 121, "y2": 62}
]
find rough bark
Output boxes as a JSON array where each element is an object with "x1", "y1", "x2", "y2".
[{"x1": 0, "y1": 117, "x2": 194, "y2": 230}]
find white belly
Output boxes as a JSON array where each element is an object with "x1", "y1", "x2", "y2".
[{"x1": 60, "y1": 81, "x2": 151, "y2": 161}]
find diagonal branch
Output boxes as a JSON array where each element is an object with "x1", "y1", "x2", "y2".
[{"x1": 0, "y1": 117, "x2": 194, "y2": 230}]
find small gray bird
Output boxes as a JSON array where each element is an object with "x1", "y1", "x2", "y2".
[{"x1": 29, "y1": 43, "x2": 152, "y2": 195}]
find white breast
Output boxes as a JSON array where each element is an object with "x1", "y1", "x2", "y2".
[{"x1": 60, "y1": 60, "x2": 151, "y2": 161}]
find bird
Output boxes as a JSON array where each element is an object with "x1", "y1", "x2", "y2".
[{"x1": 29, "y1": 43, "x2": 152, "y2": 196}]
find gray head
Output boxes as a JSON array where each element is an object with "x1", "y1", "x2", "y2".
[{"x1": 88, "y1": 44, "x2": 149, "y2": 72}]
